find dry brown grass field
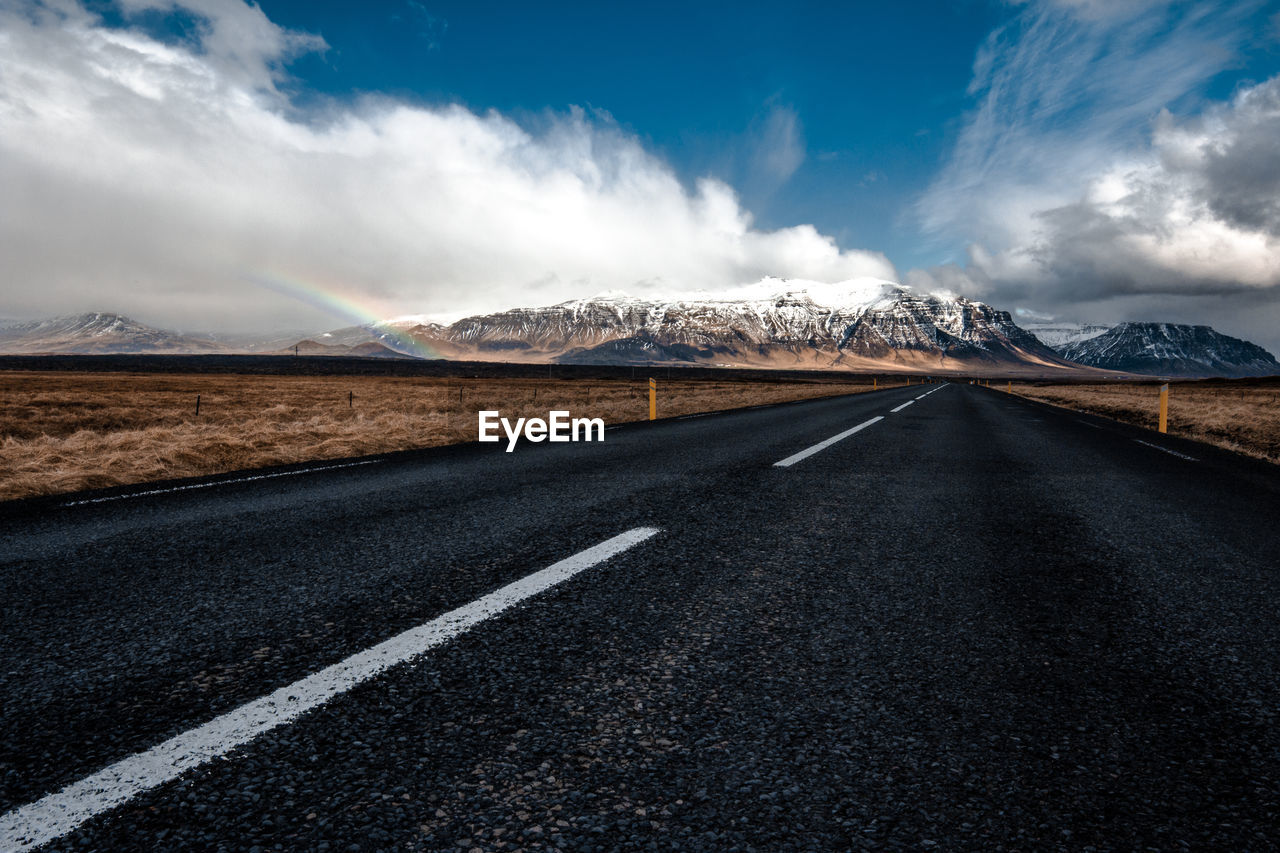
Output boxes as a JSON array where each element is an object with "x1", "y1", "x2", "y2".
[
  {"x1": 1012, "y1": 379, "x2": 1280, "y2": 463},
  {"x1": 0, "y1": 370, "x2": 902, "y2": 501}
]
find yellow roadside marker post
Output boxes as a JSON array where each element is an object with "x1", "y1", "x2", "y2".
[
  {"x1": 873, "y1": 377, "x2": 877, "y2": 390},
  {"x1": 1007, "y1": 380, "x2": 1011, "y2": 393},
  {"x1": 1158, "y1": 382, "x2": 1169, "y2": 433},
  {"x1": 649, "y1": 377, "x2": 657, "y2": 421}
]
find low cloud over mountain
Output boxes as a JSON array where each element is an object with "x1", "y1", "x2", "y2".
[{"x1": 0, "y1": 2, "x2": 893, "y2": 334}]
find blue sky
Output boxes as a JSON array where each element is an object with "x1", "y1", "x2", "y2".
[
  {"x1": 252, "y1": 0, "x2": 1279, "y2": 269},
  {"x1": 253, "y1": 1, "x2": 1004, "y2": 269},
  {"x1": 4, "y1": 0, "x2": 1280, "y2": 349}
]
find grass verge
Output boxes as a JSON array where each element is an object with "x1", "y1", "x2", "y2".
[
  {"x1": 0, "y1": 371, "x2": 900, "y2": 501},
  {"x1": 1011, "y1": 378, "x2": 1280, "y2": 463}
]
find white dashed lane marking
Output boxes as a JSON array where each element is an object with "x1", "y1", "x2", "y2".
[
  {"x1": 61, "y1": 460, "x2": 381, "y2": 507},
  {"x1": 772, "y1": 383, "x2": 948, "y2": 468},
  {"x1": 1133, "y1": 439, "x2": 1197, "y2": 462},
  {"x1": 773, "y1": 417, "x2": 884, "y2": 468},
  {"x1": 0, "y1": 527, "x2": 661, "y2": 852}
]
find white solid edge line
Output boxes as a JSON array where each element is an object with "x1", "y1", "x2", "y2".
[
  {"x1": 890, "y1": 400, "x2": 914, "y2": 413},
  {"x1": 0, "y1": 526, "x2": 660, "y2": 852},
  {"x1": 1133, "y1": 439, "x2": 1197, "y2": 462},
  {"x1": 61, "y1": 460, "x2": 382, "y2": 507},
  {"x1": 773, "y1": 416, "x2": 884, "y2": 468}
]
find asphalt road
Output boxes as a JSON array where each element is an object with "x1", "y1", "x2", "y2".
[{"x1": 3, "y1": 382, "x2": 1279, "y2": 851}]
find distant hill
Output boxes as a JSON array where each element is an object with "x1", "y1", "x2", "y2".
[
  {"x1": 0, "y1": 313, "x2": 221, "y2": 354},
  {"x1": 273, "y1": 339, "x2": 407, "y2": 358},
  {"x1": 1058, "y1": 322, "x2": 1278, "y2": 377},
  {"x1": 0, "y1": 314, "x2": 415, "y2": 359},
  {"x1": 287, "y1": 324, "x2": 435, "y2": 356}
]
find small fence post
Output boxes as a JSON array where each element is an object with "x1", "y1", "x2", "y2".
[{"x1": 195, "y1": 394, "x2": 200, "y2": 416}]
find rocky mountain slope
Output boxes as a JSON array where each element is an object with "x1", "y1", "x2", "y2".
[
  {"x1": 277, "y1": 339, "x2": 408, "y2": 358},
  {"x1": 24, "y1": 285, "x2": 1272, "y2": 378},
  {"x1": 398, "y1": 278, "x2": 1077, "y2": 373},
  {"x1": 1058, "y1": 322, "x2": 1278, "y2": 377},
  {"x1": 0, "y1": 313, "x2": 221, "y2": 354},
  {"x1": 1024, "y1": 322, "x2": 1112, "y2": 351}
]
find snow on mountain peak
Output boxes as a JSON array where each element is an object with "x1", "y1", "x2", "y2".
[
  {"x1": 381, "y1": 277, "x2": 947, "y2": 332},
  {"x1": 1059, "y1": 322, "x2": 1278, "y2": 377},
  {"x1": 717, "y1": 276, "x2": 910, "y2": 311},
  {"x1": 395, "y1": 274, "x2": 1071, "y2": 370},
  {"x1": 540, "y1": 276, "x2": 918, "y2": 315}
]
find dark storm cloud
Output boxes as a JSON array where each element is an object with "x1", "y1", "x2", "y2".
[
  {"x1": 1193, "y1": 80, "x2": 1280, "y2": 235},
  {"x1": 909, "y1": 2, "x2": 1280, "y2": 353},
  {"x1": 1015, "y1": 75, "x2": 1280, "y2": 306}
]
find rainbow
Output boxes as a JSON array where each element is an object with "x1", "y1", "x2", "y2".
[{"x1": 246, "y1": 270, "x2": 441, "y2": 358}]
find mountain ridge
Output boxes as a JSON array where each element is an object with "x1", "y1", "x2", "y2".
[
  {"x1": 7, "y1": 286, "x2": 1275, "y2": 378},
  {"x1": 1057, "y1": 322, "x2": 1279, "y2": 378},
  {"x1": 391, "y1": 279, "x2": 1083, "y2": 374},
  {"x1": 1024, "y1": 322, "x2": 1112, "y2": 351},
  {"x1": 0, "y1": 313, "x2": 221, "y2": 354}
]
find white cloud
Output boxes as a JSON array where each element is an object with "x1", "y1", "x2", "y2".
[
  {"x1": 911, "y1": 0, "x2": 1280, "y2": 354},
  {"x1": 115, "y1": 0, "x2": 327, "y2": 93},
  {"x1": 1018, "y1": 75, "x2": 1280, "y2": 296},
  {"x1": 749, "y1": 103, "x2": 805, "y2": 188},
  {"x1": 921, "y1": 0, "x2": 1255, "y2": 249},
  {"x1": 1018, "y1": 0, "x2": 1171, "y2": 22},
  {"x1": 0, "y1": 1, "x2": 893, "y2": 332}
]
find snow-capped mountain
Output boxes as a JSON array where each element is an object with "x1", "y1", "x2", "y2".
[
  {"x1": 0, "y1": 314, "x2": 420, "y2": 357},
  {"x1": 1024, "y1": 322, "x2": 1112, "y2": 351},
  {"x1": 397, "y1": 278, "x2": 1076, "y2": 371},
  {"x1": 33, "y1": 283, "x2": 1273, "y2": 378},
  {"x1": 0, "y1": 313, "x2": 221, "y2": 354},
  {"x1": 1058, "y1": 322, "x2": 1279, "y2": 377}
]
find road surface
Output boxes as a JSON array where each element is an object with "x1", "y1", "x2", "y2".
[{"x1": 2, "y1": 382, "x2": 1279, "y2": 851}]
